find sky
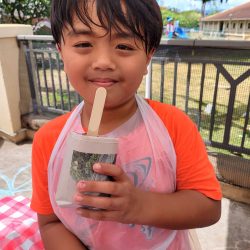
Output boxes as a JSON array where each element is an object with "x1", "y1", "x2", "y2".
[{"x1": 157, "y1": 0, "x2": 250, "y2": 12}]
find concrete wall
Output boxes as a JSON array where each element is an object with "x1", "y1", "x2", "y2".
[{"x1": 0, "y1": 24, "x2": 33, "y2": 142}]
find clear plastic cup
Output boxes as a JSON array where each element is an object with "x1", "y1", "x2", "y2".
[{"x1": 56, "y1": 131, "x2": 118, "y2": 207}]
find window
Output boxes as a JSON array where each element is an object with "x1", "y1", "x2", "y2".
[
  {"x1": 233, "y1": 23, "x2": 236, "y2": 29},
  {"x1": 226, "y1": 23, "x2": 229, "y2": 28},
  {"x1": 248, "y1": 23, "x2": 250, "y2": 29},
  {"x1": 240, "y1": 23, "x2": 243, "y2": 29}
]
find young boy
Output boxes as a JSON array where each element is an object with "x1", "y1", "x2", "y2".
[{"x1": 31, "y1": 0, "x2": 222, "y2": 249}]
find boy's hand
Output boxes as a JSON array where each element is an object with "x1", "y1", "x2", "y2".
[
  {"x1": 73, "y1": 163, "x2": 144, "y2": 224},
  {"x1": 73, "y1": 163, "x2": 221, "y2": 229}
]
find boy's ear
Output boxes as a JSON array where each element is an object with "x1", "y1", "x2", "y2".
[
  {"x1": 144, "y1": 49, "x2": 155, "y2": 75},
  {"x1": 56, "y1": 43, "x2": 63, "y2": 60},
  {"x1": 56, "y1": 43, "x2": 61, "y2": 51}
]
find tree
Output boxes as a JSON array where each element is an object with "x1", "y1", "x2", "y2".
[
  {"x1": 161, "y1": 7, "x2": 200, "y2": 29},
  {"x1": 179, "y1": 11, "x2": 200, "y2": 28},
  {"x1": 0, "y1": 0, "x2": 50, "y2": 24},
  {"x1": 201, "y1": 0, "x2": 228, "y2": 17}
]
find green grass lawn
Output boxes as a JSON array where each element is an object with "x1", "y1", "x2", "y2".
[
  {"x1": 36, "y1": 61, "x2": 250, "y2": 159},
  {"x1": 138, "y1": 62, "x2": 250, "y2": 158}
]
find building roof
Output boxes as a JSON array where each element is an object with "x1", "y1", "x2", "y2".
[{"x1": 202, "y1": 1, "x2": 250, "y2": 21}]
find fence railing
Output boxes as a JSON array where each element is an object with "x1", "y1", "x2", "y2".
[
  {"x1": 18, "y1": 35, "x2": 82, "y2": 114},
  {"x1": 17, "y1": 35, "x2": 250, "y2": 156},
  {"x1": 146, "y1": 39, "x2": 250, "y2": 156}
]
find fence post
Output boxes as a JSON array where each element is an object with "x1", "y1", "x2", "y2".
[
  {"x1": 0, "y1": 24, "x2": 33, "y2": 142},
  {"x1": 26, "y1": 40, "x2": 40, "y2": 114},
  {"x1": 145, "y1": 60, "x2": 152, "y2": 99}
]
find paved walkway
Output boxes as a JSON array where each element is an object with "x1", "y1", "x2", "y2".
[{"x1": 0, "y1": 138, "x2": 250, "y2": 250}]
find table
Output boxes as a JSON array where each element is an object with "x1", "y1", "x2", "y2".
[{"x1": 0, "y1": 196, "x2": 44, "y2": 250}]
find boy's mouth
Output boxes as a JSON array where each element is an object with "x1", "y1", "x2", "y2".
[{"x1": 89, "y1": 78, "x2": 118, "y2": 87}]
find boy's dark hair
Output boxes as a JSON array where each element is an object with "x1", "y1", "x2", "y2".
[{"x1": 51, "y1": 0, "x2": 163, "y2": 54}]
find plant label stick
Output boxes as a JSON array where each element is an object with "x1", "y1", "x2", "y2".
[{"x1": 87, "y1": 87, "x2": 107, "y2": 136}]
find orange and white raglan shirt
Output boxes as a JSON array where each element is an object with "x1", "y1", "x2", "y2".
[{"x1": 31, "y1": 99, "x2": 222, "y2": 249}]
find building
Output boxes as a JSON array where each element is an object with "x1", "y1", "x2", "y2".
[{"x1": 200, "y1": 1, "x2": 250, "y2": 40}]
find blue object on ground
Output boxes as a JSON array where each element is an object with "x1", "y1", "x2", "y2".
[
  {"x1": 167, "y1": 28, "x2": 188, "y2": 39},
  {"x1": 175, "y1": 27, "x2": 188, "y2": 39}
]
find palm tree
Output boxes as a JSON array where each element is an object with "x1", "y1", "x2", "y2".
[{"x1": 201, "y1": 0, "x2": 228, "y2": 17}]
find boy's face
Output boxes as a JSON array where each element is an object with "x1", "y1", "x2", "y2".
[{"x1": 59, "y1": 1, "x2": 152, "y2": 109}]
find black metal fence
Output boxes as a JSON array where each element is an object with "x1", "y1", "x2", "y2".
[
  {"x1": 18, "y1": 35, "x2": 82, "y2": 114},
  {"x1": 146, "y1": 40, "x2": 250, "y2": 157},
  {"x1": 18, "y1": 36, "x2": 250, "y2": 159}
]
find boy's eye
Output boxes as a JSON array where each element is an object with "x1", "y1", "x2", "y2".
[
  {"x1": 116, "y1": 44, "x2": 134, "y2": 51},
  {"x1": 74, "y1": 42, "x2": 92, "y2": 48}
]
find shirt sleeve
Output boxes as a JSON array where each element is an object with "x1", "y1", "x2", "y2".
[
  {"x1": 173, "y1": 114, "x2": 222, "y2": 200},
  {"x1": 30, "y1": 113, "x2": 70, "y2": 214},
  {"x1": 30, "y1": 130, "x2": 54, "y2": 214},
  {"x1": 148, "y1": 100, "x2": 222, "y2": 200}
]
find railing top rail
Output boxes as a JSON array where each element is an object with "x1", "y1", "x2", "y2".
[
  {"x1": 17, "y1": 35, "x2": 54, "y2": 42},
  {"x1": 17, "y1": 35, "x2": 250, "y2": 49},
  {"x1": 161, "y1": 38, "x2": 250, "y2": 49}
]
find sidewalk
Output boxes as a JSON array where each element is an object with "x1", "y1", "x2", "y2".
[{"x1": 0, "y1": 138, "x2": 250, "y2": 250}]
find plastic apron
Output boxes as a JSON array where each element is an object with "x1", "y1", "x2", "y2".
[{"x1": 48, "y1": 94, "x2": 192, "y2": 250}]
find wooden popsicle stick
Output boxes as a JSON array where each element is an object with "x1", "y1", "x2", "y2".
[{"x1": 87, "y1": 87, "x2": 107, "y2": 136}]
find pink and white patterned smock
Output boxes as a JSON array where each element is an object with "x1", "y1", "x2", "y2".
[{"x1": 48, "y1": 95, "x2": 192, "y2": 250}]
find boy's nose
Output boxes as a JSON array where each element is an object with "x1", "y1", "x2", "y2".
[{"x1": 91, "y1": 50, "x2": 116, "y2": 71}]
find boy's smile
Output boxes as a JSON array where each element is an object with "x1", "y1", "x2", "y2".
[{"x1": 88, "y1": 77, "x2": 119, "y2": 88}]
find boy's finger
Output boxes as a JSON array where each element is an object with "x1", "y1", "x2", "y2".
[
  {"x1": 76, "y1": 180, "x2": 121, "y2": 196},
  {"x1": 76, "y1": 207, "x2": 121, "y2": 222},
  {"x1": 75, "y1": 195, "x2": 123, "y2": 211},
  {"x1": 93, "y1": 163, "x2": 128, "y2": 181}
]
